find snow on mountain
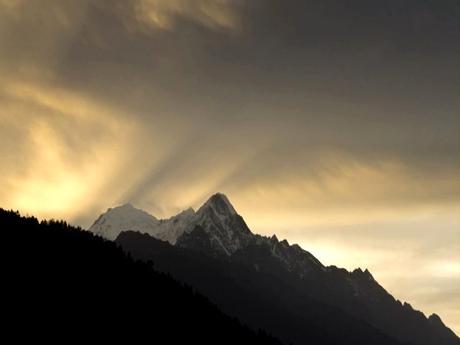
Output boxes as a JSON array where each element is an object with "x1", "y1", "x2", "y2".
[
  {"x1": 89, "y1": 203, "x2": 160, "y2": 240},
  {"x1": 198, "y1": 193, "x2": 237, "y2": 216},
  {"x1": 89, "y1": 203, "x2": 197, "y2": 242},
  {"x1": 154, "y1": 207, "x2": 196, "y2": 244},
  {"x1": 89, "y1": 193, "x2": 321, "y2": 265},
  {"x1": 89, "y1": 193, "x2": 254, "y2": 254},
  {"x1": 190, "y1": 193, "x2": 253, "y2": 255},
  {"x1": 267, "y1": 235, "x2": 325, "y2": 273}
]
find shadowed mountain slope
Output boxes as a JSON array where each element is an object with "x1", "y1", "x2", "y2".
[{"x1": 117, "y1": 230, "x2": 405, "y2": 345}]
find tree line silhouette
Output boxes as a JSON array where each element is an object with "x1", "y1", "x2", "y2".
[{"x1": 1, "y1": 208, "x2": 282, "y2": 344}]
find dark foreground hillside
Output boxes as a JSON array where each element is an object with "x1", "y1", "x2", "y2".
[{"x1": 1, "y1": 208, "x2": 281, "y2": 344}]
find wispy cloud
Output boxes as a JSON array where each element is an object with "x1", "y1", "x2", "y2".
[{"x1": 132, "y1": 0, "x2": 242, "y2": 32}]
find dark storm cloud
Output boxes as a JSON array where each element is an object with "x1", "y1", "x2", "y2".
[{"x1": 27, "y1": 0, "x2": 457, "y2": 177}]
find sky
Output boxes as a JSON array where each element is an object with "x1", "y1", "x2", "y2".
[{"x1": 0, "y1": 0, "x2": 459, "y2": 334}]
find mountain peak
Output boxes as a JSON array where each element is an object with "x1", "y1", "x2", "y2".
[
  {"x1": 186, "y1": 193, "x2": 253, "y2": 255},
  {"x1": 107, "y1": 202, "x2": 140, "y2": 213},
  {"x1": 117, "y1": 202, "x2": 135, "y2": 209},
  {"x1": 429, "y1": 313, "x2": 443, "y2": 324},
  {"x1": 173, "y1": 207, "x2": 195, "y2": 218},
  {"x1": 199, "y1": 193, "x2": 237, "y2": 216},
  {"x1": 89, "y1": 203, "x2": 159, "y2": 240}
]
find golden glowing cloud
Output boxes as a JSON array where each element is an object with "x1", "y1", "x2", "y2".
[
  {"x1": 133, "y1": 0, "x2": 241, "y2": 31},
  {"x1": 0, "y1": 79, "x2": 140, "y2": 221}
]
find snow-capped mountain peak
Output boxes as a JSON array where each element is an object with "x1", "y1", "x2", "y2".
[
  {"x1": 89, "y1": 193, "x2": 255, "y2": 255},
  {"x1": 89, "y1": 203, "x2": 159, "y2": 240},
  {"x1": 198, "y1": 193, "x2": 237, "y2": 216},
  {"x1": 181, "y1": 193, "x2": 253, "y2": 255},
  {"x1": 89, "y1": 193, "x2": 316, "y2": 260}
]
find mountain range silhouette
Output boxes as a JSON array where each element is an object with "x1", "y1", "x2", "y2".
[
  {"x1": 2, "y1": 193, "x2": 458, "y2": 344},
  {"x1": 91, "y1": 193, "x2": 460, "y2": 345}
]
